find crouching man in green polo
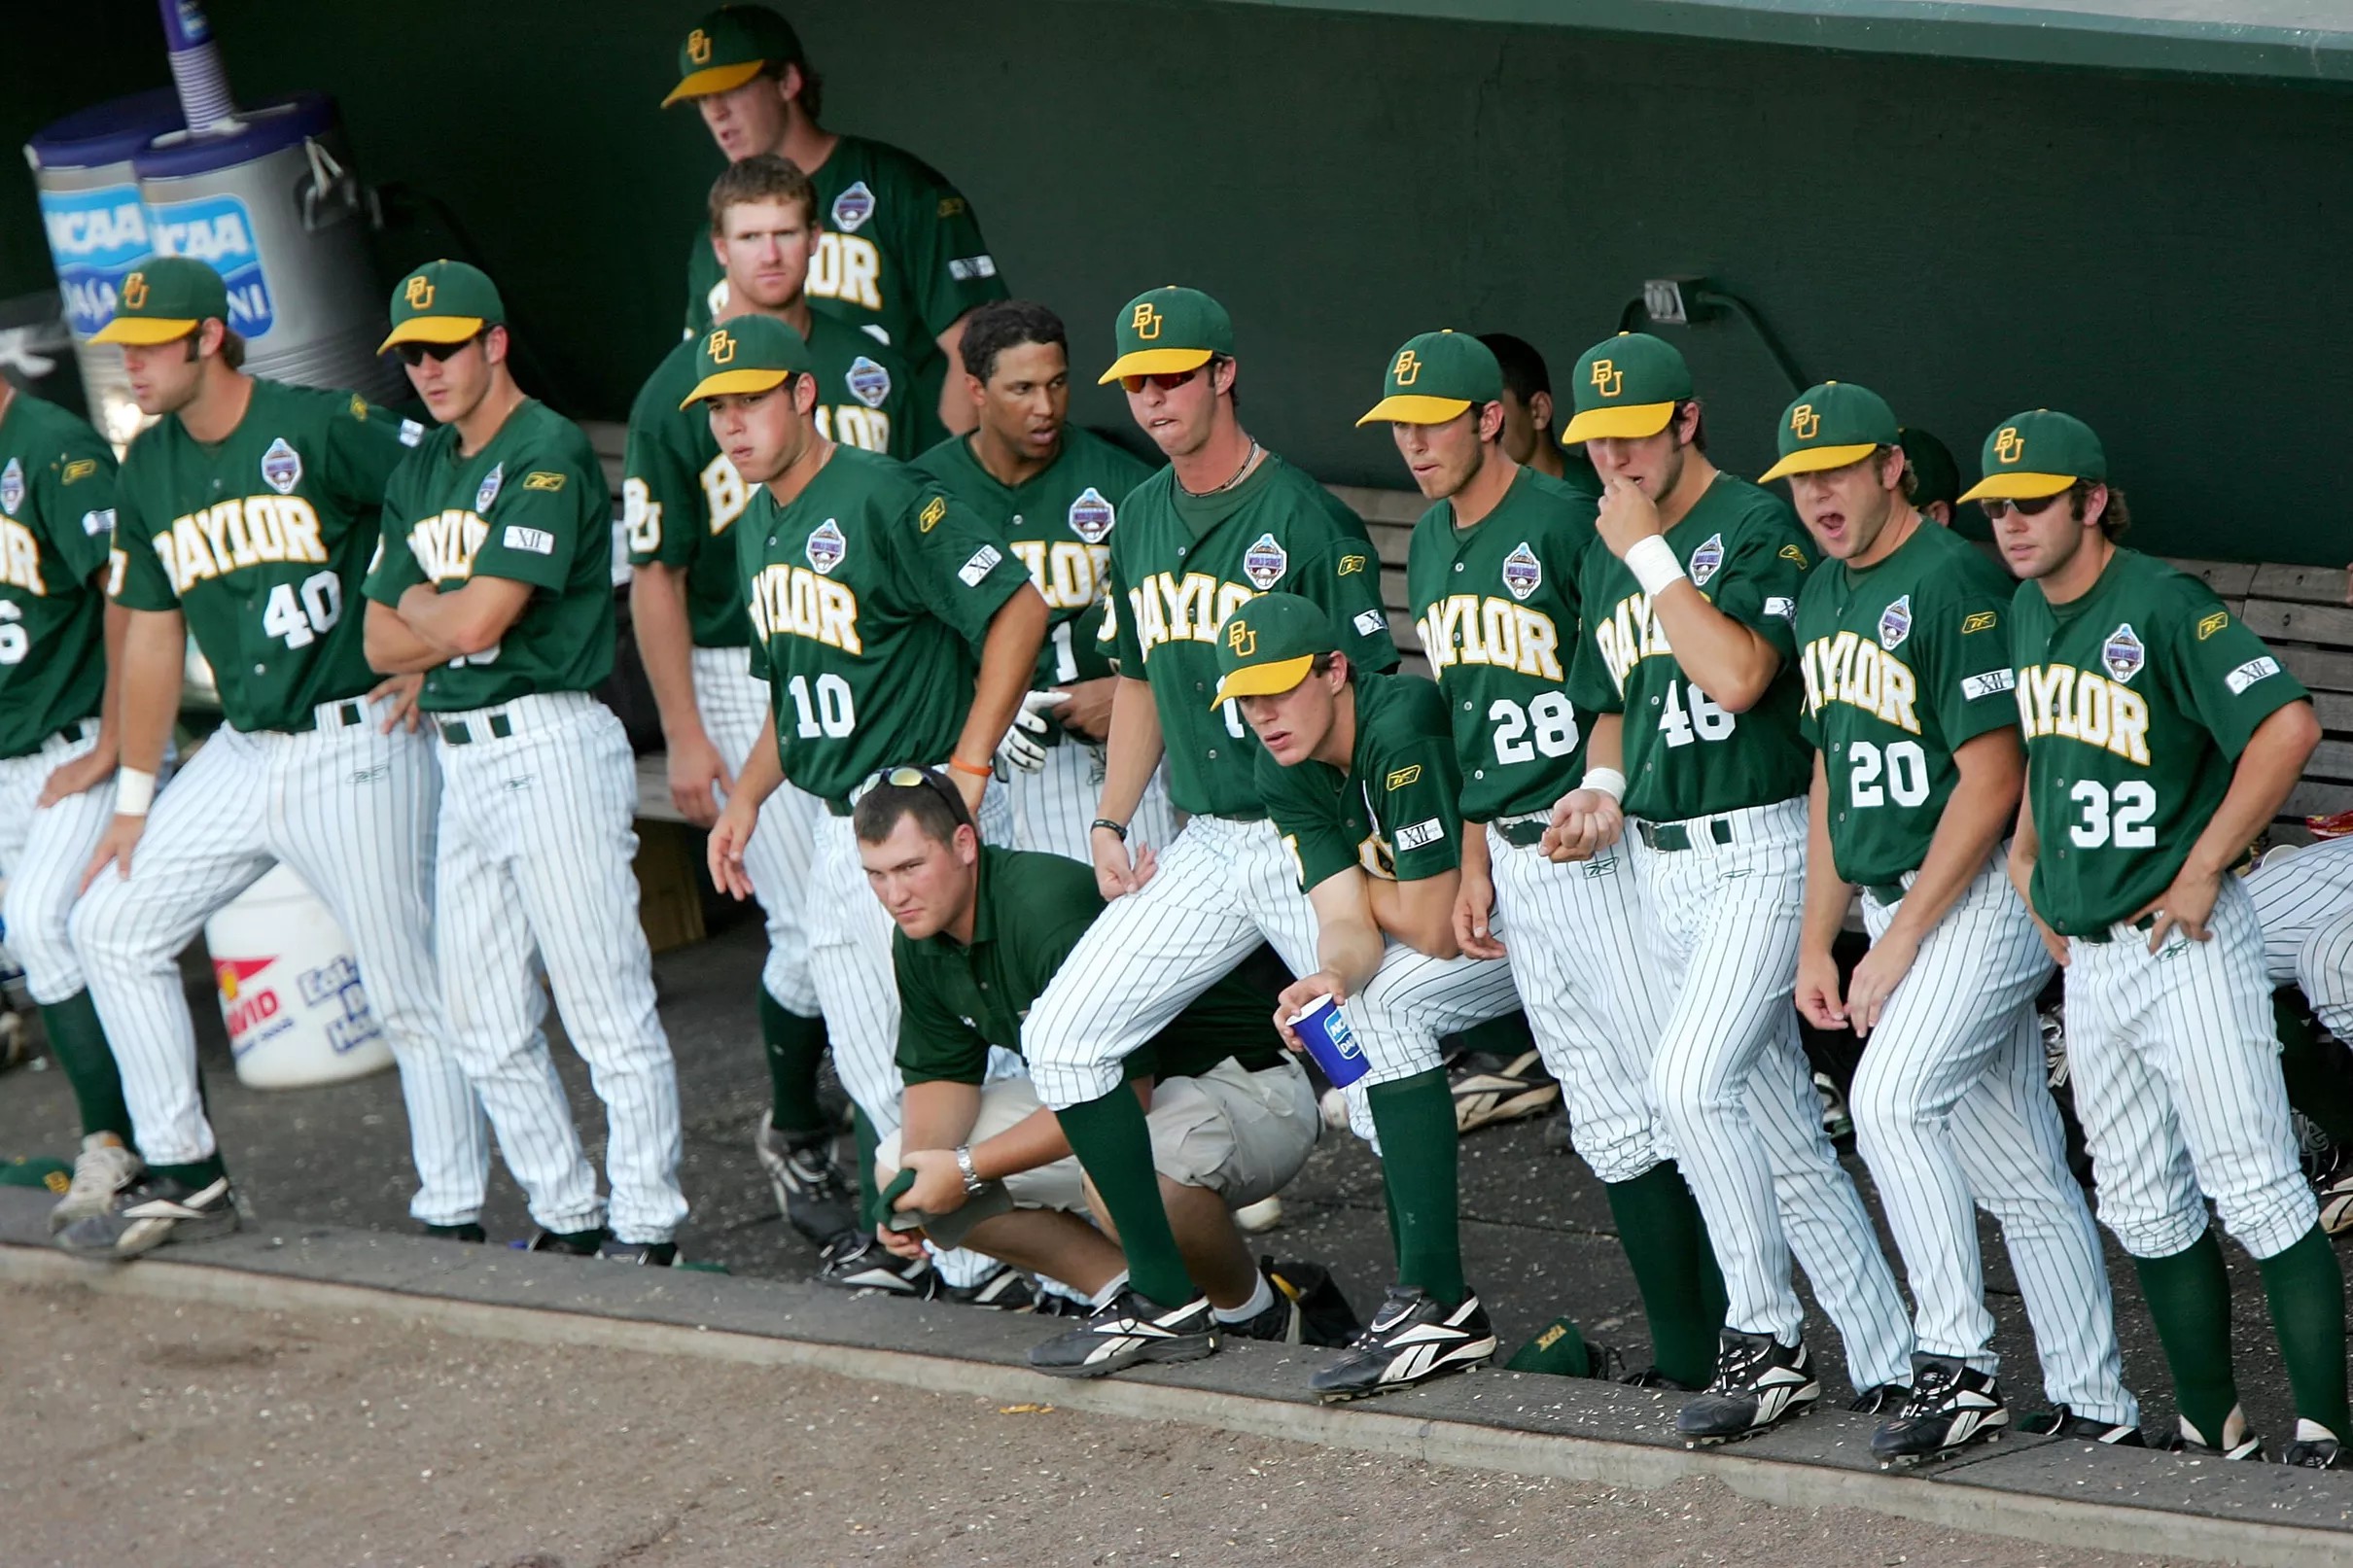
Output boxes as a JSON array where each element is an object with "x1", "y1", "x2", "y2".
[{"x1": 852, "y1": 767, "x2": 1358, "y2": 1344}]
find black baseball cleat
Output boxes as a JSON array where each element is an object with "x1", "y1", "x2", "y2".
[
  {"x1": 420, "y1": 1221, "x2": 487, "y2": 1243},
  {"x1": 1233, "y1": 1259, "x2": 1362, "y2": 1347},
  {"x1": 753, "y1": 1116, "x2": 860, "y2": 1245},
  {"x1": 2017, "y1": 1406, "x2": 2146, "y2": 1446},
  {"x1": 815, "y1": 1230, "x2": 937, "y2": 1297},
  {"x1": 1872, "y1": 1355, "x2": 2008, "y2": 1468},
  {"x1": 2305, "y1": 1144, "x2": 2353, "y2": 1237},
  {"x1": 527, "y1": 1226, "x2": 608, "y2": 1256},
  {"x1": 1309, "y1": 1285, "x2": 1497, "y2": 1402},
  {"x1": 1676, "y1": 1330, "x2": 1821, "y2": 1446},
  {"x1": 1028, "y1": 1289, "x2": 1220, "y2": 1377},
  {"x1": 1029, "y1": 1290, "x2": 1094, "y2": 1319},
  {"x1": 1849, "y1": 1381, "x2": 1912, "y2": 1415},
  {"x1": 2284, "y1": 1421, "x2": 2347, "y2": 1469},
  {"x1": 1450, "y1": 1051, "x2": 1562, "y2": 1133},
  {"x1": 940, "y1": 1261, "x2": 1036, "y2": 1309},
  {"x1": 54, "y1": 1174, "x2": 237, "y2": 1259},
  {"x1": 2164, "y1": 1405, "x2": 2265, "y2": 1461},
  {"x1": 1621, "y1": 1364, "x2": 1701, "y2": 1392},
  {"x1": 599, "y1": 1239, "x2": 679, "y2": 1266}
]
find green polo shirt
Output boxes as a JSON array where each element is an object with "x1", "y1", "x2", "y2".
[{"x1": 895, "y1": 846, "x2": 1288, "y2": 1086}]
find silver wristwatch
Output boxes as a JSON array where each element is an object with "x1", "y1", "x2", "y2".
[{"x1": 954, "y1": 1144, "x2": 986, "y2": 1195}]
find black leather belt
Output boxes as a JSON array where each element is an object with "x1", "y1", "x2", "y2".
[{"x1": 1636, "y1": 819, "x2": 1735, "y2": 853}]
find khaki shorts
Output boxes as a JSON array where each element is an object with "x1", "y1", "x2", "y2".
[{"x1": 877, "y1": 1057, "x2": 1318, "y2": 1246}]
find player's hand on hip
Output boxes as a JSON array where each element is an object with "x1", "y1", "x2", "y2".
[
  {"x1": 1542, "y1": 788, "x2": 1621, "y2": 862},
  {"x1": 896, "y1": 1147, "x2": 969, "y2": 1216},
  {"x1": 1793, "y1": 944, "x2": 1848, "y2": 1032},
  {"x1": 996, "y1": 690, "x2": 1068, "y2": 776},
  {"x1": 1454, "y1": 871, "x2": 1507, "y2": 959},
  {"x1": 2028, "y1": 911, "x2": 2070, "y2": 968},
  {"x1": 1843, "y1": 926, "x2": 1921, "y2": 1037},
  {"x1": 81, "y1": 815, "x2": 147, "y2": 893},
  {"x1": 37, "y1": 742, "x2": 119, "y2": 808},
  {"x1": 1053, "y1": 677, "x2": 1117, "y2": 742},
  {"x1": 1091, "y1": 826, "x2": 1148, "y2": 898},
  {"x1": 707, "y1": 796, "x2": 760, "y2": 901},
  {"x1": 1596, "y1": 476, "x2": 1665, "y2": 560},
  {"x1": 665, "y1": 729, "x2": 734, "y2": 829},
  {"x1": 1274, "y1": 970, "x2": 1347, "y2": 1050},
  {"x1": 2141, "y1": 865, "x2": 2222, "y2": 952},
  {"x1": 368, "y1": 673, "x2": 425, "y2": 735}
]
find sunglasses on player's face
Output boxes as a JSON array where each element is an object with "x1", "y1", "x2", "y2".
[
  {"x1": 394, "y1": 335, "x2": 480, "y2": 367},
  {"x1": 1979, "y1": 492, "x2": 2065, "y2": 521},
  {"x1": 1119, "y1": 366, "x2": 1205, "y2": 396}
]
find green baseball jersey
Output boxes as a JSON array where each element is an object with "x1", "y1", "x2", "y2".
[
  {"x1": 683, "y1": 133, "x2": 1008, "y2": 392},
  {"x1": 739, "y1": 444, "x2": 1031, "y2": 803},
  {"x1": 2013, "y1": 546, "x2": 2310, "y2": 935},
  {"x1": 896, "y1": 845, "x2": 1286, "y2": 1086},
  {"x1": 1566, "y1": 475, "x2": 1817, "y2": 821},
  {"x1": 113, "y1": 378, "x2": 421, "y2": 734},
  {"x1": 1258, "y1": 672, "x2": 1464, "y2": 891},
  {"x1": 625, "y1": 316, "x2": 921, "y2": 649},
  {"x1": 1408, "y1": 466, "x2": 1598, "y2": 821},
  {"x1": 908, "y1": 426, "x2": 1157, "y2": 690},
  {"x1": 1796, "y1": 521, "x2": 2019, "y2": 887},
  {"x1": 1104, "y1": 456, "x2": 1397, "y2": 819},
  {"x1": 0, "y1": 393, "x2": 118, "y2": 757},
  {"x1": 364, "y1": 401, "x2": 614, "y2": 712}
]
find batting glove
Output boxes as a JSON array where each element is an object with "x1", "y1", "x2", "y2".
[{"x1": 996, "y1": 690, "x2": 1070, "y2": 775}]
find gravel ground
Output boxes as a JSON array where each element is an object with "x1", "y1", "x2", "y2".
[{"x1": 1, "y1": 1282, "x2": 2194, "y2": 1568}]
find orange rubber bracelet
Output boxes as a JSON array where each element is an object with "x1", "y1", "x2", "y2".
[{"x1": 947, "y1": 755, "x2": 993, "y2": 779}]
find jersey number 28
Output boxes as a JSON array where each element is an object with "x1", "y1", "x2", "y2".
[{"x1": 1490, "y1": 693, "x2": 1578, "y2": 763}]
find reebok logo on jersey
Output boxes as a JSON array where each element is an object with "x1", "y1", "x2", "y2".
[
  {"x1": 2225, "y1": 655, "x2": 2281, "y2": 694},
  {"x1": 84, "y1": 507, "x2": 116, "y2": 538},
  {"x1": 1394, "y1": 817, "x2": 1445, "y2": 852},
  {"x1": 2197, "y1": 610, "x2": 2230, "y2": 641},
  {"x1": 62, "y1": 458, "x2": 98, "y2": 485},
  {"x1": 522, "y1": 470, "x2": 568, "y2": 493},
  {"x1": 1386, "y1": 764, "x2": 1422, "y2": 789},
  {"x1": 958, "y1": 544, "x2": 1003, "y2": 586},
  {"x1": 502, "y1": 525, "x2": 554, "y2": 556},
  {"x1": 919, "y1": 497, "x2": 946, "y2": 534},
  {"x1": 1338, "y1": 554, "x2": 1367, "y2": 575},
  {"x1": 1961, "y1": 669, "x2": 2016, "y2": 702},
  {"x1": 1962, "y1": 610, "x2": 1998, "y2": 635}
]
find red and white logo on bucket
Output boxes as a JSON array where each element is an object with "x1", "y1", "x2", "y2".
[{"x1": 215, "y1": 956, "x2": 287, "y2": 1054}]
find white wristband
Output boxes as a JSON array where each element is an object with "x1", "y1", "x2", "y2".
[
  {"x1": 1579, "y1": 767, "x2": 1627, "y2": 804},
  {"x1": 1625, "y1": 535, "x2": 1687, "y2": 599},
  {"x1": 115, "y1": 767, "x2": 157, "y2": 818}
]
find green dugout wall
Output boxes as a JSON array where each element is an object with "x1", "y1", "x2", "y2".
[{"x1": 15, "y1": 0, "x2": 2350, "y2": 562}]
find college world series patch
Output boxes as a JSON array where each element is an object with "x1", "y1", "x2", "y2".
[
  {"x1": 1502, "y1": 542, "x2": 1541, "y2": 601},
  {"x1": 260, "y1": 437, "x2": 302, "y2": 496},
  {"x1": 1068, "y1": 487, "x2": 1114, "y2": 543},
  {"x1": 1243, "y1": 533, "x2": 1288, "y2": 590}
]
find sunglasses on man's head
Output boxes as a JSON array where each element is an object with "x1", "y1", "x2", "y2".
[
  {"x1": 1119, "y1": 366, "x2": 1204, "y2": 396},
  {"x1": 877, "y1": 765, "x2": 972, "y2": 828},
  {"x1": 1979, "y1": 492, "x2": 2065, "y2": 521},
  {"x1": 394, "y1": 336, "x2": 479, "y2": 367}
]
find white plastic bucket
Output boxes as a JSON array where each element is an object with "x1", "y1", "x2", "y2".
[{"x1": 204, "y1": 863, "x2": 393, "y2": 1088}]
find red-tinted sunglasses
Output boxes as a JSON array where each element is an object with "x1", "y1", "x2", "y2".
[{"x1": 1119, "y1": 366, "x2": 1204, "y2": 396}]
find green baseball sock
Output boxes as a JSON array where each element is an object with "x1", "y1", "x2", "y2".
[
  {"x1": 2132, "y1": 1229, "x2": 2240, "y2": 1443},
  {"x1": 150, "y1": 1154, "x2": 228, "y2": 1189},
  {"x1": 38, "y1": 989, "x2": 133, "y2": 1143},
  {"x1": 1055, "y1": 1088, "x2": 1196, "y2": 1306},
  {"x1": 758, "y1": 990, "x2": 831, "y2": 1138},
  {"x1": 2257, "y1": 1226, "x2": 2352, "y2": 1438},
  {"x1": 2275, "y1": 990, "x2": 2353, "y2": 1150},
  {"x1": 1452, "y1": 1009, "x2": 1534, "y2": 1059},
  {"x1": 852, "y1": 1107, "x2": 882, "y2": 1231},
  {"x1": 1365, "y1": 1069, "x2": 1465, "y2": 1305},
  {"x1": 1604, "y1": 1162, "x2": 1729, "y2": 1388}
]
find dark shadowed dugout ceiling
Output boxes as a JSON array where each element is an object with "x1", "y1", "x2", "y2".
[{"x1": 18, "y1": 0, "x2": 2353, "y2": 562}]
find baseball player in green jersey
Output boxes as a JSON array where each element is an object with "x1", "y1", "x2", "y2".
[
  {"x1": 691, "y1": 315, "x2": 1047, "y2": 1296},
  {"x1": 1379, "y1": 331, "x2": 1727, "y2": 1393},
  {"x1": 1984, "y1": 408, "x2": 2349, "y2": 1468},
  {"x1": 662, "y1": 6, "x2": 1007, "y2": 435},
  {"x1": 1477, "y1": 331, "x2": 1601, "y2": 502},
  {"x1": 909, "y1": 298, "x2": 1175, "y2": 862},
  {"x1": 60, "y1": 257, "x2": 489, "y2": 1258},
  {"x1": 1774, "y1": 383, "x2": 2137, "y2": 1463},
  {"x1": 850, "y1": 770, "x2": 1352, "y2": 1341},
  {"x1": 362, "y1": 261, "x2": 687, "y2": 1265},
  {"x1": 1897, "y1": 427, "x2": 1962, "y2": 530},
  {"x1": 0, "y1": 379, "x2": 143, "y2": 1228},
  {"x1": 1552, "y1": 331, "x2": 1914, "y2": 1443}
]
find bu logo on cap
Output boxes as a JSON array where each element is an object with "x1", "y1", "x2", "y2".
[
  {"x1": 1590, "y1": 359, "x2": 1623, "y2": 398},
  {"x1": 1995, "y1": 427, "x2": 2024, "y2": 465},
  {"x1": 123, "y1": 271, "x2": 150, "y2": 310},
  {"x1": 1392, "y1": 348, "x2": 1422, "y2": 385},
  {"x1": 404, "y1": 274, "x2": 435, "y2": 310},
  {"x1": 1131, "y1": 302, "x2": 1162, "y2": 339},
  {"x1": 1226, "y1": 619, "x2": 1256, "y2": 656},
  {"x1": 1790, "y1": 403, "x2": 1819, "y2": 439},
  {"x1": 686, "y1": 27, "x2": 711, "y2": 62},
  {"x1": 708, "y1": 327, "x2": 736, "y2": 364}
]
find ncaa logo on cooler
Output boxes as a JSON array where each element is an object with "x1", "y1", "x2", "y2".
[
  {"x1": 1067, "y1": 486, "x2": 1114, "y2": 543},
  {"x1": 38, "y1": 184, "x2": 155, "y2": 336},
  {"x1": 830, "y1": 181, "x2": 876, "y2": 232},
  {"x1": 148, "y1": 192, "x2": 275, "y2": 338}
]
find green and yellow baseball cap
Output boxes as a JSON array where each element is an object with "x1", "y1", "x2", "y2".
[
  {"x1": 1356, "y1": 330, "x2": 1502, "y2": 426},
  {"x1": 1560, "y1": 331, "x2": 1693, "y2": 444},
  {"x1": 88, "y1": 257, "x2": 228, "y2": 346},
  {"x1": 1210, "y1": 592, "x2": 1338, "y2": 707},
  {"x1": 679, "y1": 314, "x2": 814, "y2": 407},
  {"x1": 661, "y1": 5, "x2": 804, "y2": 108},
  {"x1": 1757, "y1": 381, "x2": 1899, "y2": 482},
  {"x1": 1100, "y1": 286, "x2": 1233, "y2": 385},
  {"x1": 1958, "y1": 409, "x2": 2106, "y2": 503},
  {"x1": 1898, "y1": 427, "x2": 1961, "y2": 514},
  {"x1": 379, "y1": 261, "x2": 505, "y2": 353}
]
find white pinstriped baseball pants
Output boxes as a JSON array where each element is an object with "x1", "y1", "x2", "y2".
[
  {"x1": 432, "y1": 693, "x2": 686, "y2": 1244},
  {"x1": 692, "y1": 647, "x2": 822, "y2": 1017},
  {"x1": 0, "y1": 722, "x2": 116, "y2": 1004},
  {"x1": 1002, "y1": 736, "x2": 1177, "y2": 866},
  {"x1": 2247, "y1": 833, "x2": 2353, "y2": 1038},
  {"x1": 1852, "y1": 858, "x2": 2135, "y2": 1424},
  {"x1": 1640, "y1": 797, "x2": 1914, "y2": 1392},
  {"x1": 70, "y1": 699, "x2": 490, "y2": 1226},
  {"x1": 2064, "y1": 875, "x2": 2315, "y2": 1261}
]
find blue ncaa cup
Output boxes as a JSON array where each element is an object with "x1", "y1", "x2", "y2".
[{"x1": 1288, "y1": 993, "x2": 1370, "y2": 1088}]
